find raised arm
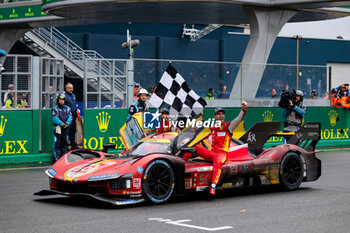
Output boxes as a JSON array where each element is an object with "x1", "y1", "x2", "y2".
[{"x1": 228, "y1": 101, "x2": 247, "y2": 134}]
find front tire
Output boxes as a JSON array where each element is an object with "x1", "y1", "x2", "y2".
[
  {"x1": 279, "y1": 152, "x2": 303, "y2": 190},
  {"x1": 142, "y1": 159, "x2": 175, "y2": 204}
]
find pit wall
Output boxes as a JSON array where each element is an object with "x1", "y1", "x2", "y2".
[{"x1": 0, "y1": 107, "x2": 348, "y2": 167}]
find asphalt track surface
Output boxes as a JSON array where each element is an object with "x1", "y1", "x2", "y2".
[{"x1": 0, "y1": 151, "x2": 349, "y2": 233}]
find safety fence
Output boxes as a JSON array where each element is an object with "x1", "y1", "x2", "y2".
[
  {"x1": 84, "y1": 58, "x2": 129, "y2": 109},
  {"x1": 0, "y1": 55, "x2": 32, "y2": 109},
  {"x1": 133, "y1": 59, "x2": 328, "y2": 101},
  {"x1": 41, "y1": 57, "x2": 64, "y2": 109},
  {"x1": 0, "y1": 55, "x2": 64, "y2": 110}
]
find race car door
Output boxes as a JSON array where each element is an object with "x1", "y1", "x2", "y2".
[{"x1": 119, "y1": 113, "x2": 147, "y2": 150}]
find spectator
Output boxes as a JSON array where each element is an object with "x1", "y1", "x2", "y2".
[
  {"x1": 52, "y1": 93, "x2": 72, "y2": 161},
  {"x1": 323, "y1": 92, "x2": 329, "y2": 100},
  {"x1": 4, "y1": 92, "x2": 27, "y2": 109},
  {"x1": 133, "y1": 83, "x2": 140, "y2": 101},
  {"x1": 284, "y1": 84, "x2": 289, "y2": 92},
  {"x1": 4, "y1": 84, "x2": 14, "y2": 104},
  {"x1": 309, "y1": 89, "x2": 318, "y2": 99},
  {"x1": 218, "y1": 85, "x2": 230, "y2": 99},
  {"x1": 49, "y1": 86, "x2": 55, "y2": 108},
  {"x1": 330, "y1": 88, "x2": 341, "y2": 107},
  {"x1": 64, "y1": 82, "x2": 78, "y2": 150},
  {"x1": 16, "y1": 93, "x2": 28, "y2": 108},
  {"x1": 5, "y1": 93, "x2": 14, "y2": 109},
  {"x1": 271, "y1": 88, "x2": 277, "y2": 98},
  {"x1": 340, "y1": 95, "x2": 350, "y2": 108},
  {"x1": 336, "y1": 84, "x2": 348, "y2": 98},
  {"x1": 205, "y1": 88, "x2": 214, "y2": 100}
]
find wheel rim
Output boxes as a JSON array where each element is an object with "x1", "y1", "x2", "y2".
[
  {"x1": 282, "y1": 157, "x2": 302, "y2": 185},
  {"x1": 146, "y1": 163, "x2": 173, "y2": 200}
]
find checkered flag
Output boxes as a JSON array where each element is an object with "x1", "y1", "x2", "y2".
[{"x1": 149, "y1": 63, "x2": 207, "y2": 118}]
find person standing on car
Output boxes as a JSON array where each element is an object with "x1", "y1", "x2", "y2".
[
  {"x1": 183, "y1": 101, "x2": 248, "y2": 195},
  {"x1": 52, "y1": 93, "x2": 72, "y2": 161},
  {"x1": 282, "y1": 90, "x2": 306, "y2": 132},
  {"x1": 127, "y1": 88, "x2": 149, "y2": 120},
  {"x1": 64, "y1": 82, "x2": 78, "y2": 150}
]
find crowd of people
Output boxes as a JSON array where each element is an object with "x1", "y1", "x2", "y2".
[
  {"x1": 1, "y1": 84, "x2": 29, "y2": 109},
  {"x1": 330, "y1": 84, "x2": 350, "y2": 108}
]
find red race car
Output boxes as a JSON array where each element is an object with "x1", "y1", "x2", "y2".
[{"x1": 35, "y1": 115, "x2": 321, "y2": 206}]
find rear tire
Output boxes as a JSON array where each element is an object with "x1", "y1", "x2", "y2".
[
  {"x1": 279, "y1": 152, "x2": 303, "y2": 190},
  {"x1": 142, "y1": 159, "x2": 175, "y2": 204}
]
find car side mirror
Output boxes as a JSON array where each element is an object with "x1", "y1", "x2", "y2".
[{"x1": 102, "y1": 143, "x2": 116, "y2": 153}]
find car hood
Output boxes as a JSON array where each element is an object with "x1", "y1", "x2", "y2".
[{"x1": 47, "y1": 156, "x2": 137, "y2": 182}]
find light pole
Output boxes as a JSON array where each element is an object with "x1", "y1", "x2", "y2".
[
  {"x1": 292, "y1": 35, "x2": 302, "y2": 90},
  {"x1": 122, "y1": 30, "x2": 140, "y2": 107}
]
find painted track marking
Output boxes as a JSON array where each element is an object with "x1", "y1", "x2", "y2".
[{"x1": 149, "y1": 218, "x2": 233, "y2": 231}]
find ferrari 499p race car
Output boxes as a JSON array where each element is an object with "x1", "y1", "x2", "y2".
[{"x1": 35, "y1": 114, "x2": 321, "y2": 206}]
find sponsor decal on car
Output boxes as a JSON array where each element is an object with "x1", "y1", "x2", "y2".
[
  {"x1": 123, "y1": 191, "x2": 142, "y2": 195},
  {"x1": 222, "y1": 182, "x2": 233, "y2": 188},
  {"x1": 196, "y1": 166, "x2": 213, "y2": 172},
  {"x1": 137, "y1": 167, "x2": 143, "y2": 174},
  {"x1": 87, "y1": 173, "x2": 121, "y2": 181},
  {"x1": 64, "y1": 163, "x2": 99, "y2": 179},
  {"x1": 101, "y1": 160, "x2": 118, "y2": 166},
  {"x1": 115, "y1": 200, "x2": 136, "y2": 205},
  {"x1": 229, "y1": 164, "x2": 237, "y2": 175},
  {"x1": 185, "y1": 179, "x2": 193, "y2": 189},
  {"x1": 46, "y1": 167, "x2": 58, "y2": 178},
  {"x1": 247, "y1": 132, "x2": 256, "y2": 143},
  {"x1": 242, "y1": 164, "x2": 249, "y2": 173},
  {"x1": 133, "y1": 178, "x2": 141, "y2": 188}
]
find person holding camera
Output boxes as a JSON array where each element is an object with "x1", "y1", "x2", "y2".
[{"x1": 280, "y1": 90, "x2": 306, "y2": 132}]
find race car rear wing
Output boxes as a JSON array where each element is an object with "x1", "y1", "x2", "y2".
[
  {"x1": 286, "y1": 122, "x2": 321, "y2": 152},
  {"x1": 239, "y1": 122, "x2": 321, "y2": 155}
]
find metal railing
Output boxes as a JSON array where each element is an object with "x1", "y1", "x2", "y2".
[
  {"x1": 0, "y1": 55, "x2": 32, "y2": 110},
  {"x1": 32, "y1": 27, "x2": 126, "y2": 96}
]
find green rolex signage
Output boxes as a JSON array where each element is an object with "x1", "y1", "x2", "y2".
[
  {"x1": 83, "y1": 109, "x2": 129, "y2": 152},
  {"x1": 0, "y1": 111, "x2": 33, "y2": 155},
  {"x1": 0, "y1": 4, "x2": 48, "y2": 21}
]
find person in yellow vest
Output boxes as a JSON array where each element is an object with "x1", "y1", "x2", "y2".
[
  {"x1": 205, "y1": 88, "x2": 214, "y2": 100},
  {"x1": 5, "y1": 93, "x2": 28, "y2": 109}
]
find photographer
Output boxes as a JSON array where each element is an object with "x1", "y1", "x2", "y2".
[{"x1": 279, "y1": 90, "x2": 306, "y2": 132}]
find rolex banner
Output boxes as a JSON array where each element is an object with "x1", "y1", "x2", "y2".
[
  {"x1": 0, "y1": 107, "x2": 348, "y2": 158},
  {"x1": 0, "y1": 111, "x2": 34, "y2": 155},
  {"x1": 83, "y1": 109, "x2": 129, "y2": 151}
]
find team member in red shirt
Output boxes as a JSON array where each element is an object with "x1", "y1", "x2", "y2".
[
  {"x1": 156, "y1": 107, "x2": 176, "y2": 134},
  {"x1": 184, "y1": 101, "x2": 248, "y2": 195}
]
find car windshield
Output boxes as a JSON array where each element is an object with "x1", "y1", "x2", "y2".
[{"x1": 125, "y1": 141, "x2": 172, "y2": 156}]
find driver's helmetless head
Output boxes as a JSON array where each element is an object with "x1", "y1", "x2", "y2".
[
  {"x1": 161, "y1": 107, "x2": 170, "y2": 121},
  {"x1": 214, "y1": 107, "x2": 225, "y2": 123}
]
